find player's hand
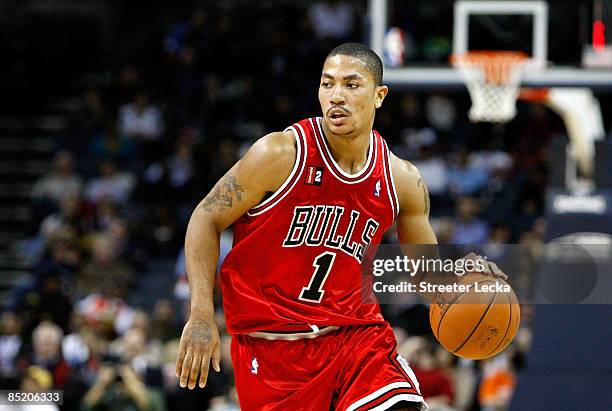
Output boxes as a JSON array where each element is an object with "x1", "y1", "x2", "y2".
[
  {"x1": 461, "y1": 252, "x2": 508, "y2": 280},
  {"x1": 175, "y1": 316, "x2": 221, "y2": 389}
]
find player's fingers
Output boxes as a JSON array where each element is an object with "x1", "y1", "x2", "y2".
[
  {"x1": 465, "y1": 252, "x2": 478, "y2": 262},
  {"x1": 211, "y1": 342, "x2": 221, "y2": 373},
  {"x1": 179, "y1": 350, "x2": 193, "y2": 388},
  {"x1": 188, "y1": 351, "x2": 203, "y2": 390},
  {"x1": 175, "y1": 339, "x2": 187, "y2": 377},
  {"x1": 480, "y1": 258, "x2": 491, "y2": 274},
  {"x1": 489, "y1": 262, "x2": 507, "y2": 280},
  {"x1": 198, "y1": 351, "x2": 212, "y2": 388}
]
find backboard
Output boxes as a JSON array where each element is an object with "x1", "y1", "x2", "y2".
[{"x1": 369, "y1": 0, "x2": 612, "y2": 88}]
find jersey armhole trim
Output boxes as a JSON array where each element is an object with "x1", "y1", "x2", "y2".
[
  {"x1": 381, "y1": 137, "x2": 400, "y2": 220},
  {"x1": 247, "y1": 125, "x2": 307, "y2": 216}
]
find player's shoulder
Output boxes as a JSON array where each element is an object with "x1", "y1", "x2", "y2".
[
  {"x1": 239, "y1": 131, "x2": 297, "y2": 190},
  {"x1": 249, "y1": 130, "x2": 296, "y2": 157},
  {"x1": 389, "y1": 151, "x2": 421, "y2": 188},
  {"x1": 388, "y1": 151, "x2": 427, "y2": 213},
  {"x1": 243, "y1": 130, "x2": 296, "y2": 166}
]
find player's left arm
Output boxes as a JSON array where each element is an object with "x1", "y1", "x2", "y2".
[
  {"x1": 390, "y1": 153, "x2": 437, "y2": 245},
  {"x1": 390, "y1": 154, "x2": 505, "y2": 302}
]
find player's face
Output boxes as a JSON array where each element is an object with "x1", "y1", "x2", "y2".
[{"x1": 319, "y1": 55, "x2": 388, "y2": 137}]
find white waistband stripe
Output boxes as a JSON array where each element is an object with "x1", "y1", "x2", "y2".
[{"x1": 247, "y1": 325, "x2": 339, "y2": 340}]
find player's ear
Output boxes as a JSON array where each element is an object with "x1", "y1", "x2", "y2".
[{"x1": 374, "y1": 85, "x2": 388, "y2": 109}]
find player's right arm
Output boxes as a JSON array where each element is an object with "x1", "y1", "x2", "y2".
[{"x1": 176, "y1": 131, "x2": 296, "y2": 389}]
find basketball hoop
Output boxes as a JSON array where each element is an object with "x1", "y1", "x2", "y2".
[{"x1": 451, "y1": 51, "x2": 529, "y2": 123}]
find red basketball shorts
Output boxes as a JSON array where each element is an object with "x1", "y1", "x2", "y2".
[{"x1": 231, "y1": 322, "x2": 427, "y2": 411}]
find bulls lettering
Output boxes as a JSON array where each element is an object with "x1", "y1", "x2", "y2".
[{"x1": 283, "y1": 205, "x2": 379, "y2": 262}]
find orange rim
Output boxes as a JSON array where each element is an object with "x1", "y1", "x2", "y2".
[
  {"x1": 519, "y1": 88, "x2": 550, "y2": 102},
  {"x1": 451, "y1": 51, "x2": 529, "y2": 84}
]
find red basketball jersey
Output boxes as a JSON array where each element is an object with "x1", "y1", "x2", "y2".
[{"x1": 220, "y1": 117, "x2": 400, "y2": 335}]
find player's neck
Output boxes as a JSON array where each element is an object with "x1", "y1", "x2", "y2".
[{"x1": 321, "y1": 124, "x2": 371, "y2": 175}]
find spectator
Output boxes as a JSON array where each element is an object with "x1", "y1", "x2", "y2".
[
  {"x1": 32, "y1": 275, "x2": 73, "y2": 332},
  {"x1": 100, "y1": 218, "x2": 147, "y2": 272},
  {"x1": 448, "y1": 150, "x2": 489, "y2": 197},
  {"x1": 17, "y1": 321, "x2": 71, "y2": 389},
  {"x1": 31, "y1": 150, "x2": 83, "y2": 205},
  {"x1": 89, "y1": 199, "x2": 121, "y2": 231},
  {"x1": 62, "y1": 313, "x2": 93, "y2": 367},
  {"x1": 109, "y1": 311, "x2": 163, "y2": 369},
  {"x1": 30, "y1": 226, "x2": 82, "y2": 283},
  {"x1": 139, "y1": 140, "x2": 195, "y2": 205},
  {"x1": 74, "y1": 293, "x2": 134, "y2": 340},
  {"x1": 413, "y1": 144, "x2": 448, "y2": 196},
  {"x1": 451, "y1": 197, "x2": 490, "y2": 245},
  {"x1": 483, "y1": 223, "x2": 513, "y2": 261},
  {"x1": 16, "y1": 366, "x2": 59, "y2": 411},
  {"x1": 436, "y1": 345, "x2": 477, "y2": 411},
  {"x1": 80, "y1": 364, "x2": 166, "y2": 411},
  {"x1": 68, "y1": 88, "x2": 107, "y2": 144},
  {"x1": 430, "y1": 217, "x2": 455, "y2": 245},
  {"x1": 110, "y1": 327, "x2": 162, "y2": 387},
  {"x1": 75, "y1": 236, "x2": 135, "y2": 299},
  {"x1": 151, "y1": 300, "x2": 179, "y2": 343},
  {"x1": 88, "y1": 123, "x2": 137, "y2": 170},
  {"x1": 0, "y1": 312, "x2": 23, "y2": 381},
  {"x1": 468, "y1": 148, "x2": 512, "y2": 177},
  {"x1": 308, "y1": 0, "x2": 355, "y2": 41},
  {"x1": 478, "y1": 353, "x2": 516, "y2": 411},
  {"x1": 425, "y1": 95, "x2": 457, "y2": 133},
  {"x1": 84, "y1": 160, "x2": 136, "y2": 206},
  {"x1": 62, "y1": 323, "x2": 108, "y2": 411},
  {"x1": 39, "y1": 193, "x2": 86, "y2": 241},
  {"x1": 412, "y1": 143, "x2": 450, "y2": 215},
  {"x1": 409, "y1": 339, "x2": 455, "y2": 411},
  {"x1": 143, "y1": 205, "x2": 183, "y2": 257},
  {"x1": 118, "y1": 91, "x2": 165, "y2": 141}
]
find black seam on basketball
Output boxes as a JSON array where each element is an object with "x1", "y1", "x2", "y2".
[
  {"x1": 485, "y1": 293, "x2": 513, "y2": 358},
  {"x1": 450, "y1": 287, "x2": 498, "y2": 354},
  {"x1": 436, "y1": 279, "x2": 497, "y2": 340}
]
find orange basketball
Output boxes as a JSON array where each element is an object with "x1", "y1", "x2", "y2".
[{"x1": 429, "y1": 273, "x2": 520, "y2": 360}]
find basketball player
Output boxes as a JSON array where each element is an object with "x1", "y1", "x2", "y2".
[{"x1": 175, "y1": 43, "x2": 503, "y2": 410}]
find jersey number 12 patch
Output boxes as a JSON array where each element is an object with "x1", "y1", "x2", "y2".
[{"x1": 305, "y1": 166, "x2": 324, "y2": 186}]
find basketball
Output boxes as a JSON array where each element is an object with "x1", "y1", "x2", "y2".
[{"x1": 430, "y1": 273, "x2": 520, "y2": 360}]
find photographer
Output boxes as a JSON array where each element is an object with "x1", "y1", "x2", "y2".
[{"x1": 80, "y1": 364, "x2": 165, "y2": 411}]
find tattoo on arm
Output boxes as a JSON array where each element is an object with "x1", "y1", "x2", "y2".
[
  {"x1": 201, "y1": 174, "x2": 245, "y2": 212},
  {"x1": 418, "y1": 178, "x2": 430, "y2": 215}
]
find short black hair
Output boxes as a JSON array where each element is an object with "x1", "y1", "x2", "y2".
[{"x1": 326, "y1": 43, "x2": 383, "y2": 86}]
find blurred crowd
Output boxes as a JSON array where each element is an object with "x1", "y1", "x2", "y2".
[{"x1": 0, "y1": 1, "x2": 554, "y2": 410}]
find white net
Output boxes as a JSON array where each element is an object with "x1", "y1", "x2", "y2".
[{"x1": 452, "y1": 52, "x2": 528, "y2": 123}]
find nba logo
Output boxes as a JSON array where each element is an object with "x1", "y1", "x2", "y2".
[
  {"x1": 374, "y1": 180, "x2": 381, "y2": 197},
  {"x1": 251, "y1": 357, "x2": 259, "y2": 375},
  {"x1": 305, "y1": 166, "x2": 324, "y2": 186}
]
